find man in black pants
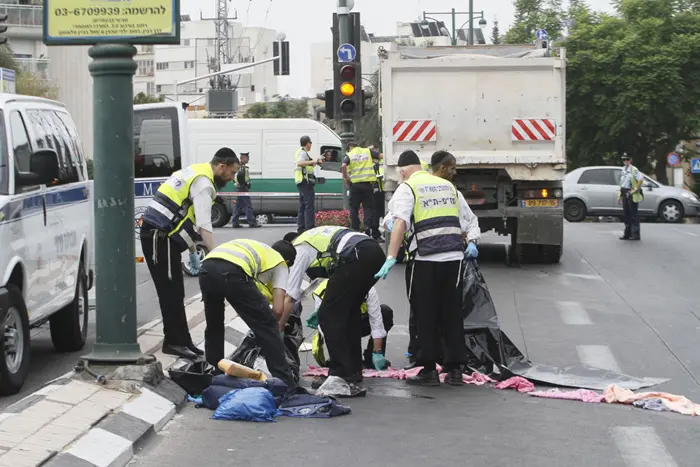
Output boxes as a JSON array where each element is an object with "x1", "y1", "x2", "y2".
[
  {"x1": 282, "y1": 227, "x2": 385, "y2": 391},
  {"x1": 342, "y1": 142, "x2": 381, "y2": 238},
  {"x1": 199, "y1": 239, "x2": 297, "y2": 388},
  {"x1": 619, "y1": 154, "x2": 643, "y2": 241}
]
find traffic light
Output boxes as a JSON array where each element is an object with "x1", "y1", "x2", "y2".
[
  {"x1": 273, "y1": 41, "x2": 290, "y2": 76},
  {"x1": 0, "y1": 14, "x2": 7, "y2": 46},
  {"x1": 316, "y1": 90, "x2": 335, "y2": 119},
  {"x1": 361, "y1": 90, "x2": 374, "y2": 117},
  {"x1": 338, "y1": 64, "x2": 358, "y2": 116}
]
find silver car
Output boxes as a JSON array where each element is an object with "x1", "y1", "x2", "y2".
[{"x1": 564, "y1": 166, "x2": 700, "y2": 223}]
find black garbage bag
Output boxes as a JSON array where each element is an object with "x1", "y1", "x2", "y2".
[
  {"x1": 169, "y1": 360, "x2": 216, "y2": 395},
  {"x1": 462, "y1": 259, "x2": 529, "y2": 378},
  {"x1": 461, "y1": 259, "x2": 668, "y2": 391},
  {"x1": 230, "y1": 303, "x2": 304, "y2": 384}
]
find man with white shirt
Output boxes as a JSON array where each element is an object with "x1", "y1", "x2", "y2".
[
  {"x1": 281, "y1": 226, "x2": 385, "y2": 390},
  {"x1": 375, "y1": 150, "x2": 479, "y2": 387},
  {"x1": 140, "y1": 148, "x2": 240, "y2": 360}
]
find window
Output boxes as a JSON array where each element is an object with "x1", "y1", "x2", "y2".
[
  {"x1": 156, "y1": 85, "x2": 162, "y2": 93},
  {"x1": 133, "y1": 107, "x2": 182, "y2": 179},
  {"x1": 577, "y1": 168, "x2": 617, "y2": 185},
  {"x1": 184, "y1": 60, "x2": 195, "y2": 69},
  {"x1": 10, "y1": 111, "x2": 34, "y2": 191},
  {"x1": 54, "y1": 111, "x2": 87, "y2": 182},
  {"x1": 0, "y1": 110, "x2": 7, "y2": 195},
  {"x1": 156, "y1": 62, "x2": 169, "y2": 71}
]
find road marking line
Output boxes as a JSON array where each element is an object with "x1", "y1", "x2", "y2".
[
  {"x1": 685, "y1": 231, "x2": 698, "y2": 237},
  {"x1": 562, "y1": 273, "x2": 603, "y2": 281},
  {"x1": 611, "y1": 426, "x2": 678, "y2": 467},
  {"x1": 558, "y1": 301, "x2": 593, "y2": 325},
  {"x1": 576, "y1": 345, "x2": 621, "y2": 373}
]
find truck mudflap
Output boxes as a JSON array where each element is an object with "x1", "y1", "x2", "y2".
[{"x1": 512, "y1": 208, "x2": 564, "y2": 246}]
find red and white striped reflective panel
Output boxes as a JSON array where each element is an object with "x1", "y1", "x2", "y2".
[
  {"x1": 511, "y1": 119, "x2": 556, "y2": 141},
  {"x1": 392, "y1": 120, "x2": 437, "y2": 142}
]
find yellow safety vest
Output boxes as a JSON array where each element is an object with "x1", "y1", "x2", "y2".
[
  {"x1": 142, "y1": 162, "x2": 216, "y2": 251},
  {"x1": 404, "y1": 171, "x2": 463, "y2": 256},
  {"x1": 292, "y1": 226, "x2": 369, "y2": 276},
  {"x1": 421, "y1": 160, "x2": 431, "y2": 172},
  {"x1": 294, "y1": 147, "x2": 315, "y2": 185},
  {"x1": 205, "y1": 239, "x2": 285, "y2": 303},
  {"x1": 346, "y1": 147, "x2": 377, "y2": 183},
  {"x1": 312, "y1": 279, "x2": 368, "y2": 314}
]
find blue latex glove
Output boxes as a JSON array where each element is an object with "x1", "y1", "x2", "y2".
[
  {"x1": 374, "y1": 257, "x2": 397, "y2": 280},
  {"x1": 372, "y1": 351, "x2": 389, "y2": 371},
  {"x1": 306, "y1": 310, "x2": 319, "y2": 329},
  {"x1": 189, "y1": 251, "x2": 201, "y2": 273},
  {"x1": 465, "y1": 242, "x2": 478, "y2": 259},
  {"x1": 384, "y1": 217, "x2": 394, "y2": 232}
]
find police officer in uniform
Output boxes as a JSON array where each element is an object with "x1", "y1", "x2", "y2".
[
  {"x1": 199, "y1": 239, "x2": 297, "y2": 388},
  {"x1": 231, "y1": 152, "x2": 260, "y2": 228},
  {"x1": 141, "y1": 148, "x2": 240, "y2": 359},
  {"x1": 619, "y1": 154, "x2": 643, "y2": 241},
  {"x1": 342, "y1": 142, "x2": 379, "y2": 237},
  {"x1": 281, "y1": 226, "x2": 385, "y2": 390},
  {"x1": 295, "y1": 136, "x2": 322, "y2": 233},
  {"x1": 309, "y1": 279, "x2": 392, "y2": 370},
  {"x1": 375, "y1": 150, "x2": 474, "y2": 387}
]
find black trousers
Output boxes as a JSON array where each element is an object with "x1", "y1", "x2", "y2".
[
  {"x1": 349, "y1": 182, "x2": 375, "y2": 235},
  {"x1": 406, "y1": 261, "x2": 445, "y2": 363},
  {"x1": 621, "y1": 190, "x2": 640, "y2": 239},
  {"x1": 199, "y1": 259, "x2": 296, "y2": 388},
  {"x1": 140, "y1": 227, "x2": 192, "y2": 347},
  {"x1": 372, "y1": 190, "x2": 385, "y2": 238},
  {"x1": 407, "y1": 260, "x2": 466, "y2": 371},
  {"x1": 317, "y1": 241, "x2": 386, "y2": 380},
  {"x1": 297, "y1": 182, "x2": 316, "y2": 233},
  {"x1": 361, "y1": 304, "x2": 394, "y2": 367}
]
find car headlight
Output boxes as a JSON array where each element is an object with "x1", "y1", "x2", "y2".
[{"x1": 681, "y1": 192, "x2": 699, "y2": 202}]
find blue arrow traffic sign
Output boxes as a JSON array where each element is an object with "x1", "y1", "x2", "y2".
[
  {"x1": 337, "y1": 43, "x2": 357, "y2": 63},
  {"x1": 692, "y1": 158, "x2": 700, "y2": 174},
  {"x1": 536, "y1": 29, "x2": 549, "y2": 40}
]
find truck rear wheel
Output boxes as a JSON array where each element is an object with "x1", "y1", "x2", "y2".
[{"x1": 513, "y1": 243, "x2": 563, "y2": 264}]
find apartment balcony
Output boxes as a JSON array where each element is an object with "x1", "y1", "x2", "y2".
[
  {"x1": 15, "y1": 57, "x2": 49, "y2": 80},
  {"x1": 0, "y1": 4, "x2": 42, "y2": 40}
]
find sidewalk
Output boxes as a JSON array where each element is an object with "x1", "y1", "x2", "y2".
[{"x1": 0, "y1": 294, "x2": 250, "y2": 467}]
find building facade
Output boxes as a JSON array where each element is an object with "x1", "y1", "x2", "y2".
[{"x1": 0, "y1": 0, "x2": 49, "y2": 81}]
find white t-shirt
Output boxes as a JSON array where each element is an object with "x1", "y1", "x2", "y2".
[
  {"x1": 190, "y1": 175, "x2": 216, "y2": 233},
  {"x1": 258, "y1": 263, "x2": 289, "y2": 292}
]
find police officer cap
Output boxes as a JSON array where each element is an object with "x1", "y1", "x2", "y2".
[
  {"x1": 397, "y1": 150, "x2": 421, "y2": 167},
  {"x1": 240, "y1": 152, "x2": 250, "y2": 157},
  {"x1": 621, "y1": 153, "x2": 631, "y2": 160}
]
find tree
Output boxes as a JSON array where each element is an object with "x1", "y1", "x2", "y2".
[
  {"x1": 133, "y1": 92, "x2": 164, "y2": 104},
  {"x1": 356, "y1": 71, "x2": 381, "y2": 147},
  {"x1": 564, "y1": 0, "x2": 700, "y2": 183},
  {"x1": 241, "y1": 98, "x2": 310, "y2": 119},
  {"x1": 490, "y1": 19, "x2": 503, "y2": 44},
  {"x1": 504, "y1": 0, "x2": 565, "y2": 43},
  {"x1": 0, "y1": 45, "x2": 57, "y2": 99}
]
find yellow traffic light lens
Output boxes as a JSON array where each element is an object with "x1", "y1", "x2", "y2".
[
  {"x1": 340, "y1": 82, "x2": 355, "y2": 97},
  {"x1": 541, "y1": 189, "x2": 549, "y2": 198}
]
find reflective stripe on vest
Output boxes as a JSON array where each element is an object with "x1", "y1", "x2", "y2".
[
  {"x1": 293, "y1": 226, "x2": 369, "y2": 273},
  {"x1": 347, "y1": 147, "x2": 377, "y2": 183},
  {"x1": 294, "y1": 147, "x2": 315, "y2": 184},
  {"x1": 142, "y1": 163, "x2": 215, "y2": 251},
  {"x1": 404, "y1": 171, "x2": 463, "y2": 256},
  {"x1": 205, "y1": 239, "x2": 285, "y2": 303},
  {"x1": 313, "y1": 279, "x2": 368, "y2": 314}
]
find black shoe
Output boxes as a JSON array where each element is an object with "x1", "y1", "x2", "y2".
[
  {"x1": 311, "y1": 377, "x2": 327, "y2": 389},
  {"x1": 404, "y1": 361, "x2": 419, "y2": 371},
  {"x1": 249, "y1": 224, "x2": 262, "y2": 228},
  {"x1": 444, "y1": 369, "x2": 464, "y2": 386},
  {"x1": 407, "y1": 369, "x2": 440, "y2": 387},
  {"x1": 231, "y1": 223, "x2": 242, "y2": 229},
  {"x1": 629, "y1": 237, "x2": 640, "y2": 241},
  {"x1": 186, "y1": 343, "x2": 204, "y2": 356},
  {"x1": 162, "y1": 344, "x2": 199, "y2": 360},
  {"x1": 619, "y1": 236, "x2": 630, "y2": 240},
  {"x1": 346, "y1": 383, "x2": 367, "y2": 398}
]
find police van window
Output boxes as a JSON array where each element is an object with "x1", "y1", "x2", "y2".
[
  {"x1": 50, "y1": 111, "x2": 83, "y2": 182},
  {"x1": 0, "y1": 110, "x2": 8, "y2": 195},
  {"x1": 134, "y1": 106, "x2": 181, "y2": 179},
  {"x1": 55, "y1": 111, "x2": 87, "y2": 181},
  {"x1": 27, "y1": 110, "x2": 71, "y2": 182},
  {"x1": 9, "y1": 111, "x2": 34, "y2": 192}
]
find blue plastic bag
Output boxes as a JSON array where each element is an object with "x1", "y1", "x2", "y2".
[{"x1": 211, "y1": 387, "x2": 277, "y2": 422}]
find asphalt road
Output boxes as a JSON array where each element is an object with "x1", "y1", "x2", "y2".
[
  {"x1": 130, "y1": 222, "x2": 700, "y2": 467},
  {"x1": 0, "y1": 224, "x2": 296, "y2": 410}
]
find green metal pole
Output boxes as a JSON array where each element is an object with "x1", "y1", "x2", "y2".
[
  {"x1": 338, "y1": 0, "x2": 355, "y2": 211},
  {"x1": 468, "y1": 0, "x2": 474, "y2": 45},
  {"x1": 451, "y1": 8, "x2": 457, "y2": 46},
  {"x1": 83, "y1": 44, "x2": 153, "y2": 364}
]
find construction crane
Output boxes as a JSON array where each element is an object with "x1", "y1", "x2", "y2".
[{"x1": 201, "y1": 0, "x2": 238, "y2": 89}]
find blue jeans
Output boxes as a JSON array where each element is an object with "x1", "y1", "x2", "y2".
[{"x1": 297, "y1": 183, "x2": 315, "y2": 233}]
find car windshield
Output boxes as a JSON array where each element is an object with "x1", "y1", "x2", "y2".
[{"x1": 0, "y1": 110, "x2": 7, "y2": 195}]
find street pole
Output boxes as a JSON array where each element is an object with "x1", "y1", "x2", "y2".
[
  {"x1": 83, "y1": 44, "x2": 153, "y2": 364},
  {"x1": 451, "y1": 8, "x2": 457, "y2": 46},
  {"x1": 468, "y1": 0, "x2": 474, "y2": 46},
  {"x1": 338, "y1": 0, "x2": 355, "y2": 210}
]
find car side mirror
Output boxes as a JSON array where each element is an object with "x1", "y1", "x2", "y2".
[
  {"x1": 17, "y1": 149, "x2": 60, "y2": 187},
  {"x1": 643, "y1": 183, "x2": 653, "y2": 191}
]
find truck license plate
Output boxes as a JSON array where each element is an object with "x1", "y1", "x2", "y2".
[{"x1": 522, "y1": 199, "x2": 559, "y2": 207}]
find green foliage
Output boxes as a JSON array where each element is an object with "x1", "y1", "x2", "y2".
[
  {"x1": 564, "y1": 0, "x2": 700, "y2": 183},
  {"x1": 0, "y1": 45, "x2": 57, "y2": 99},
  {"x1": 356, "y1": 70, "x2": 381, "y2": 148},
  {"x1": 242, "y1": 97, "x2": 310, "y2": 119},
  {"x1": 491, "y1": 19, "x2": 503, "y2": 44},
  {"x1": 133, "y1": 92, "x2": 164, "y2": 104},
  {"x1": 505, "y1": 0, "x2": 566, "y2": 44}
]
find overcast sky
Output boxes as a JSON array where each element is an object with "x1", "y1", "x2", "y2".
[{"x1": 182, "y1": 0, "x2": 616, "y2": 97}]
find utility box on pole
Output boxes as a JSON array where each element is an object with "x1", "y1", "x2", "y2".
[{"x1": 206, "y1": 89, "x2": 238, "y2": 117}]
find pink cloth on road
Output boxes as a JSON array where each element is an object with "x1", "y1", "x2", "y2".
[
  {"x1": 495, "y1": 376, "x2": 535, "y2": 393},
  {"x1": 529, "y1": 388, "x2": 605, "y2": 403},
  {"x1": 303, "y1": 366, "x2": 494, "y2": 385},
  {"x1": 604, "y1": 384, "x2": 700, "y2": 416}
]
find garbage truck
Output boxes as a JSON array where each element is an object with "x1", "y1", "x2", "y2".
[{"x1": 378, "y1": 45, "x2": 567, "y2": 263}]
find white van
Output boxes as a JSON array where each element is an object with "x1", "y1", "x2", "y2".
[{"x1": 0, "y1": 94, "x2": 92, "y2": 395}]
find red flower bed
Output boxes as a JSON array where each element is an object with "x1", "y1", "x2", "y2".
[{"x1": 315, "y1": 209, "x2": 364, "y2": 229}]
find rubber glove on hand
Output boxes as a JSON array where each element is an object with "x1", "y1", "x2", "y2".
[
  {"x1": 306, "y1": 310, "x2": 320, "y2": 330},
  {"x1": 374, "y1": 257, "x2": 397, "y2": 280},
  {"x1": 384, "y1": 217, "x2": 394, "y2": 233},
  {"x1": 372, "y1": 351, "x2": 389, "y2": 371},
  {"x1": 465, "y1": 242, "x2": 478, "y2": 259},
  {"x1": 189, "y1": 251, "x2": 201, "y2": 273}
]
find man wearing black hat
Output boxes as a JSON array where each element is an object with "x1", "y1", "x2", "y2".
[
  {"x1": 619, "y1": 154, "x2": 643, "y2": 241},
  {"x1": 232, "y1": 152, "x2": 261, "y2": 228},
  {"x1": 375, "y1": 150, "x2": 471, "y2": 387}
]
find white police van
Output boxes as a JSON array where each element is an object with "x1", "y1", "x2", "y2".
[{"x1": 0, "y1": 95, "x2": 92, "y2": 395}]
